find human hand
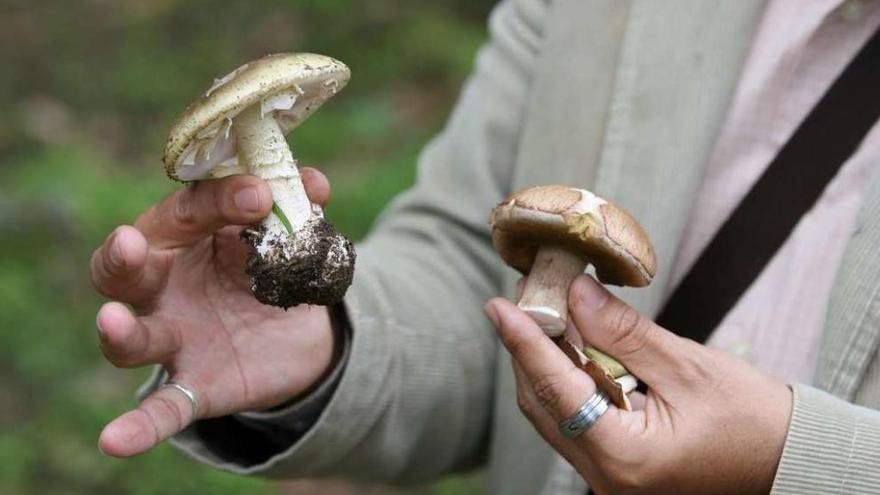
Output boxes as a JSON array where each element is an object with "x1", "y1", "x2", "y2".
[
  {"x1": 91, "y1": 169, "x2": 337, "y2": 457},
  {"x1": 484, "y1": 275, "x2": 793, "y2": 495}
]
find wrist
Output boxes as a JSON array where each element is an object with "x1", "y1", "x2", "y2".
[{"x1": 263, "y1": 304, "x2": 350, "y2": 412}]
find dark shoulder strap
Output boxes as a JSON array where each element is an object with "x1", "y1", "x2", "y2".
[
  {"x1": 655, "y1": 26, "x2": 880, "y2": 342},
  {"x1": 588, "y1": 25, "x2": 880, "y2": 495}
]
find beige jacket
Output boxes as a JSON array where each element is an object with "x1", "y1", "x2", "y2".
[{"x1": 154, "y1": 1, "x2": 880, "y2": 493}]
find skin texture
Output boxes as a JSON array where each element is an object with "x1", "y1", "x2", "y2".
[
  {"x1": 485, "y1": 275, "x2": 793, "y2": 495},
  {"x1": 90, "y1": 169, "x2": 336, "y2": 457}
]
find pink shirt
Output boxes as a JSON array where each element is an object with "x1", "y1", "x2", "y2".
[{"x1": 670, "y1": 0, "x2": 880, "y2": 384}]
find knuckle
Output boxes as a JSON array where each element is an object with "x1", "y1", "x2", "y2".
[
  {"x1": 170, "y1": 190, "x2": 200, "y2": 232},
  {"x1": 529, "y1": 373, "x2": 567, "y2": 414},
  {"x1": 148, "y1": 317, "x2": 183, "y2": 355},
  {"x1": 98, "y1": 328, "x2": 144, "y2": 369},
  {"x1": 100, "y1": 345, "x2": 137, "y2": 368},
  {"x1": 155, "y1": 395, "x2": 186, "y2": 432},
  {"x1": 672, "y1": 339, "x2": 721, "y2": 387},
  {"x1": 606, "y1": 305, "x2": 650, "y2": 357},
  {"x1": 516, "y1": 388, "x2": 536, "y2": 418},
  {"x1": 134, "y1": 204, "x2": 160, "y2": 232},
  {"x1": 211, "y1": 181, "x2": 236, "y2": 218},
  {"x1": 89, "y1": 249, "x2": 108, "y2": 291},
  {"x1": 505, "y1": 333, "x2": 540, "y2": 362},
  {"x1": 95, "y1": 229, "x2": 125, "y2": 273}
]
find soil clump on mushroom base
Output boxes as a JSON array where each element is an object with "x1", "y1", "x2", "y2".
[{"x1": 242, "y1": 218, "x2": 355, "y2": 309}]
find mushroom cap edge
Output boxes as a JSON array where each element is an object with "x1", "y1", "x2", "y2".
[
  {"x1": 489, "y1": 185, "x2": 657, "y2": 287},
  {"x1": 163, "y1": 52, "x2": 351, "y2": 180}
]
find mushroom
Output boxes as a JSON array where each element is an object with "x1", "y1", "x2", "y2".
[
  {"x1": 489, "y1": 185, "x2": 657, "y2": 409},
  {"x1": 163, "y1": 53, "x2": 356, "y2": 309}
]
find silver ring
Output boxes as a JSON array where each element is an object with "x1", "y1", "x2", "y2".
[
  {"x1": 558, "y1": 391, "x2": 609, "y2": 438},
  {"x1": 161, "y1": 381, "x2": 199, "y2": 422}
]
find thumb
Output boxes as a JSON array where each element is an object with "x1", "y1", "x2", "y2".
[{"x1": 568, "y1": 275, "x2": 697, "y2": 391}]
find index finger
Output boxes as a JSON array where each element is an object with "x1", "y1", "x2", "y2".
[
  {"x1": 487, "y1": 298, "x2": 638, "y2": 464},
  {"x1": 485, "y1": 297, "x2": 597, "y2": 421}
]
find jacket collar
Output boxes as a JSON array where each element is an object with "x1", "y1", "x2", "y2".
[{"x1": 514, "y1": 0, "x2": 767, "y2": 317}]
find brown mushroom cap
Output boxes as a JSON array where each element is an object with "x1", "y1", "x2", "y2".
[
  {"x1": 489, "y1": 185, "x2": 657, "y2": 287},
  {"x1": 163, "y1": 52, "x2": 350, "y2": 181}
]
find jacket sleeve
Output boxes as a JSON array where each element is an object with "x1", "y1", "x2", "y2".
[
  {"x1": 155, "y1": 0, "x2": 552, "y2": 484},
  {"x1": 770, "y1": 384, "x2": 880, "y2": 494}
]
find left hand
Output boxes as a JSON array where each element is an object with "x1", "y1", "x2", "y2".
[{"x1": 484, "y1": 275, "x2": 793, "y2": 495}]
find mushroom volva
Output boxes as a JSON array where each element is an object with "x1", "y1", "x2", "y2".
[{"x1": 163, "y1": 53, "x2": 355, "y2": 309}]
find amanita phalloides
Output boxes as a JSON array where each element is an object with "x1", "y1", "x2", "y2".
[{"x1": 163, "y1": 53, "x2": 355, "y2": 309}]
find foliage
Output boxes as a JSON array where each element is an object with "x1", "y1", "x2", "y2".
[{"x1": 0, "y1": 0, "x2": 494, "y2": 494}]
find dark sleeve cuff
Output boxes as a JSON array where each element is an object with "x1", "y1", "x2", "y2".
[{"x1": 189, "y1": 304, "x2": 352, "y2": 466}]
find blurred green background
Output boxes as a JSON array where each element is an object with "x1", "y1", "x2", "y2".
[{"x1": 0, "y1": 1, "x2": 495, "y2": 494}]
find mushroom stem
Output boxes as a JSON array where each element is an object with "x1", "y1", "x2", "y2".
[
  {"x1": 517, "y1": 245, "x2": 587, "y2": 337},
  {"x1": 233, "y1": 104, "x2": 314, "y2": 241},
  {"x1": 520, "y1": 245, "x2": 635, "y2": 401}
]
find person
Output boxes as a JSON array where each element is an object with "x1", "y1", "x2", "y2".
[{"x1": 90, "y1": 0, "x2": 880, "y2": 493}]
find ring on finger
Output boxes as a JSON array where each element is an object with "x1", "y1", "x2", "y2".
[
  {"x1": 161, "y1": 381, "x2": 200, "y2": 422},
  {"x1": 558, "y1": 391, "x2": 609, "y2": 438}
]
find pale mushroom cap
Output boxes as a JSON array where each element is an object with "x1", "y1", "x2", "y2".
[
  {"x1": 489, "y1": 185, "x2": 657, "y2": 287},
  {"x1": 163, "y1": 52, "x2": 350, "y2": 181}
]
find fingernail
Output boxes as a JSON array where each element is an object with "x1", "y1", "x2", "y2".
[
  {"x1": 108, "y1": 235, "x2": 125, "y2": 268},
  {"x1": 574, "y1": 276, "x2": 609, "y2": 311},
  {"x1": 484, "y1": 302, "x2": 501, "y2": 327},
  {"x1": 234, "y1": 187, "x2": 261, "y2": 213},
  {"x1": 96, "y1": 315, "x2": 108, "y2": 343}
]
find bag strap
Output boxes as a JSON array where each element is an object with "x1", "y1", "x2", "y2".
[
  {"x1": 654, "y1": 26, "x2": 880, "y2": 342},
  {"x1": 587, "y1": 24, "x2": 880, "y2": 495}
]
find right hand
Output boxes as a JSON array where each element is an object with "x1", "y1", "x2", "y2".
[{"x1": 91, "y1": 169, "x2": 338, "y2": 457}]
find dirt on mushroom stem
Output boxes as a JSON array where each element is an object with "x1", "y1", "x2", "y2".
[{"x1": 241, "y1": 217, "x2": 356, "y2": 309}]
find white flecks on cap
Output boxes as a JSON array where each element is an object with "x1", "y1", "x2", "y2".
[
  {"x1": 571, "y1": 188, "x2": 606, "y2": 214},
  {"x1": 205, "y1": 63, "x2": 251, "y2": 98}
]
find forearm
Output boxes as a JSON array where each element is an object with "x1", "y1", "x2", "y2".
[{"x1": 152, "y1": 0, "x2": 550, "y2": 482}]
